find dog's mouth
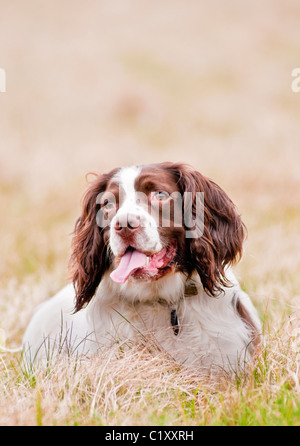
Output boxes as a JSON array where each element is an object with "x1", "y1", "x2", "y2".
[{"x1": 110, "y1": 244, "x2": 177, "y2": 284}]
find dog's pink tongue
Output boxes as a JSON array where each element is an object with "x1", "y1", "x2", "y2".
[{"x1": 110, "y1": 250, "x2": 147, "y2": 283}]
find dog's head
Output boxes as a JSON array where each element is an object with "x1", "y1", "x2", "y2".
[{"x1": 70, "y1": 162, "x2": 245, "y2": 311}]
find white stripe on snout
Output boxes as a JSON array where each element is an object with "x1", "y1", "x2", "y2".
[{"x1": 110, "y1": 165, "x2": 163, "y2": 256}]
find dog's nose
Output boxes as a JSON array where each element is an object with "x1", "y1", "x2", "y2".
[{"x1": 115, "y1": 213, "x2": 141, "y2": 234}]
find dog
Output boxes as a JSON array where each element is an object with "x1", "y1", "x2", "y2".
[{"x1": 22, "y1": 162, "x2": 261, "y2": 372}]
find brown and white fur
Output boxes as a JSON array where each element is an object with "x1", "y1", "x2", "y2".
[{"x1": 22, "y1": 162, "x2": 261, "y2": 372}]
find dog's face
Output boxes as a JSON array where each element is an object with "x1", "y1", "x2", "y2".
[
  {"x1": 71, "y1": 162, "x2": 245, "y2": 311},
  {"x1": 99, "y1": 164, "x2": 186, "y2": 285}
]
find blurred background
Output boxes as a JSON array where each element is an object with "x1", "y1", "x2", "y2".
[{"x1": 0, "y1": 0, "x2": 300, "y2": 338}]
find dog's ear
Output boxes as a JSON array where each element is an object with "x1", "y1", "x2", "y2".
[
  {"x1": 70, "y1": 170, "x2": 117, "y2": 311},
  {"x1": 170, "y1": 163, "x2": 246, "y2": 295}
]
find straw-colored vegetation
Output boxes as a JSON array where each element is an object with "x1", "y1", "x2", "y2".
[{"x1": 0, "y1": 0, "x2": 299, "y2": 425}]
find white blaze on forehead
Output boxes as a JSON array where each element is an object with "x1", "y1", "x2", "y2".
[
  {"x1": 109, "y1": 165, "x2": 163, "y2": 256},
  {"x1": 112, "y1": 165, "x2": 142, "y2": 203}
]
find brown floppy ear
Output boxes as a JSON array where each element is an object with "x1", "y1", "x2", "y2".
[
  {"x1": 70, "y1": 170, "x2": 117, "y2": 312},
  {"x1": 173, "y1": 164, "x2": 246, "y2": 295}
]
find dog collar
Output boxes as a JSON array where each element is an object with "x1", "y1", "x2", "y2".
[
  {"x1": 169, "y1": 279, "x2": 197, "y2": 336},
  {"x1": 170, "y1": 309, "x2": 180, "y2": 336}
]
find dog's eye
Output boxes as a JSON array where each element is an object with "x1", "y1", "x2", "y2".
[
  {"x1": 102, "y1": 200, "x2": 116, "y2": 211},
  {"x1": 151, "y1": 191, "x2": 169, "y2": 202}
]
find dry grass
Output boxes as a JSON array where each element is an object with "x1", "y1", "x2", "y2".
[
  {"x1": 1, "y1": 330, "x2": 300, "y2": 426},
  {"x1": 0, "y1": 0, "x2": 300, "y2": 426}
]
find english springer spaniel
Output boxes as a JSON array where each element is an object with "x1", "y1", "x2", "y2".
[{"x1": 22, "y1": 162, "x2": 261, "y2": 372}]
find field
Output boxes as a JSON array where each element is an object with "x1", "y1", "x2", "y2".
[{"x1": 0, "y1": 0, "x2": 300, "y2": 426}]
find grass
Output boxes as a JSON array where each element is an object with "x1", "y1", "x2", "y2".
[
  {"x1": 0, "y1": 328, "x2": 299, "y2": 426},
  {"x1": 1, "y1": 0, "x2": 300, "y2": 426}
]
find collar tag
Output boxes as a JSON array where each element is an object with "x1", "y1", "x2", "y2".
[{"x1": 184, "y1": 280, "x2": 198, "y2": 296}]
